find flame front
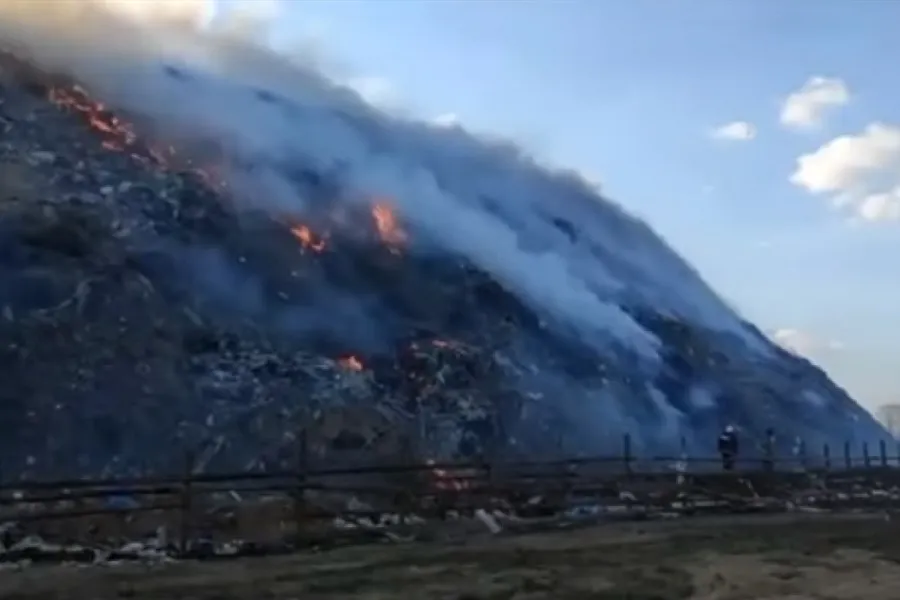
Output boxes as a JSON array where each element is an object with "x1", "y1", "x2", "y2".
[
  {"x1": 45, "y1": 81, "x2": 418, "y2": 255},
  {"x1": 371, "y1": 201, "x2": 407, "y2": 251},
  {"x1": 290, "y1": 224, "x2": 327, "y2": 253},
  {"x1": 46, "y1": 84, "x2": 227, "y2": 192},
  {"x1": 49, "y1": 86, "x2": 137, "y2": 152}
]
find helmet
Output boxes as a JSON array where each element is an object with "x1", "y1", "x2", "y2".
[{"x1": 724, "y1": 425, "x2": 734, "y2": 433}]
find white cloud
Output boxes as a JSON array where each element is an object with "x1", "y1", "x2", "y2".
[
  {"x1": 710, "y1": 121, "x2": 756, "y2": 141},
  {"x1": 858, "y1": 187, "x2": 900, "y2": 221},
  {"x1": 780, "y1": 76, "x2": 850, "y2": 129},
  {"x1": 771, "y1": 328, "x2": 844, "y2": 356},
  {"x1": 790, "y1": 122, "x2": 900, "y2": 222}
]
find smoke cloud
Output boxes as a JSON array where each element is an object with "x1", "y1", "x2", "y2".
[
  {"x1": 1, "y1": 0, "x2": 893, "y2": 461},
  {"x1": 0, "y1": 0, "x2": 766, "y2": 367}
]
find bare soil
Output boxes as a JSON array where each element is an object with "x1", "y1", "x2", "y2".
[{"x1": 4, "y1": 513, "x2": 900, "y2": 599}]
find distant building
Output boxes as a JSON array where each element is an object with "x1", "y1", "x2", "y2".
[{"x1": 876, "y1": 404, "x2": 900, "y2": 439}]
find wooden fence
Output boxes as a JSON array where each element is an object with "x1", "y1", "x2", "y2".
[{"x1": 2, "y1": 433, "x2": 899, "y2": 554}]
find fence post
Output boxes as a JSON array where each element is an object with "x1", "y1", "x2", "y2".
[
  {"x1": 622, "y1": 433, "x2": 632, "y2": 476},
  {"x1": 799, "y1": 439, "x2": 807, "y2": 470},
  {"x1": 863, "y1": 443, "x2": 871, "y2": 468},
  {"x1": 762, "y1": 433, "x2": 773, "y2": 472},
  {"x1": 178, "y1": 449, "x2": 195, "y2": 555},
  {"x1": 843, "y1": 441, "x2": 851, "y2": 469},
  {"x1": 677, "y1": 435, "x2": 689, "y2": 484},
  {"x1": 481, "y1": 447, "x2": 494, "y2": 497},
  {"x1": 880, "y1": 440, "x2": 888, "y2": 467},
  {"x1": 823, "y1": 444, "x2": 831, "y2": 470},
  {"x1": 293, "y1": 428, "x2": 308, "y2": 546}
]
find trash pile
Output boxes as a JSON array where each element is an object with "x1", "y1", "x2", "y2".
[
  {"x1": 0, "y1": 522, "x2": 173, "y2": 568},
  {"x1": 0, "y1": 486, "x2": 678, "y2": 569},
  {"x1": 5, "y1": 469, "x2": 896, "y2": 569},
  {"x1": 0, "y1": 47, "x2": 888, "y2": 482}
]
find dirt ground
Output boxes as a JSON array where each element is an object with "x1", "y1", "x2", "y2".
[{"x1": 3, "y1": 513, "x2": 900, "y2": 599}]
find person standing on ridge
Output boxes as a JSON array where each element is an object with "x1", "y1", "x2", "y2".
[{"x1": 717, "y1": 425, "x2": 739, "y2": 471}]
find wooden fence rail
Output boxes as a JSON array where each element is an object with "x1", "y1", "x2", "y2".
[
  {"x1": 1, "y1": 433, "x2": 899, "y2": 554},
  {"x1": 4, "y1": 434, "x2": 899, "y2": 491}
]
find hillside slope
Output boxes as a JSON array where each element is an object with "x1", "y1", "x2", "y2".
[{"x1": 0, "y1": 10, "x2": 887, "y2": 479}]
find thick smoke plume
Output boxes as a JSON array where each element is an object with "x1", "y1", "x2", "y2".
[
  {"x1": 9, "y1": 0, "x2": 886, "y2": 464},
  {"x1": 0, "y1": 0, "x2": 759, "y2": 365}
]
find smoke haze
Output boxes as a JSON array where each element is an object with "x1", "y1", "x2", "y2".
[
  {"x1": 5, "y1": 0, "x2": 884, "y2": 463},
  {"x1": 0, "y1": 0, "x2": 763, "y2": 365}
]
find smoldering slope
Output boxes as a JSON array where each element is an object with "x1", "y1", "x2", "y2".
[{"x1": 0, "y1": 0, "x2": 791, "y2": 452}]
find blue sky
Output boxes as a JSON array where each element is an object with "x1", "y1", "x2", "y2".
[{"x1": 243, "y1": 0, "x2": 899, "y2": 411}]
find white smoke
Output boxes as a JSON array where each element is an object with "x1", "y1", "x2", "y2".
[
  {"x1": 97, "y1": 0, "x2": 214, "y2": 29},
  {"x1": 0, "y1": 0, "x2": 767, "y2": 363}
]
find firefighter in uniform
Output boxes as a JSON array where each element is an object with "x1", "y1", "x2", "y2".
[{"x1": 717, "y1": 425, "x2": 739, "y2": 471}]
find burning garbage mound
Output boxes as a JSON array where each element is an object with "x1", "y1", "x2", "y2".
[{"x1": 0, "y1": 19, "x2": 888, "y2": 481}]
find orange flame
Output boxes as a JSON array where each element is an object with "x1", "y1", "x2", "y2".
[
  {"x1": 371, "y1": 201, "x2": 407, "y2": 251},
  {"x1": 338, "y1": 355, "x2": 363, "y2": 371},
  {"x1": 49, "y1": 86, "x2": 137, "y2": 151},
  {"x1": 290, "y1": 224, "x2": 327, "y2": 253},
  {"x1": 46, "y1": 84, "x2": 228, "y2": 192}
]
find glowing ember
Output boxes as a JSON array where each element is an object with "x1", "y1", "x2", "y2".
[
  {"x1": 290, "y1": 224, "x2": 327, "y2": 253},
  {"x1": 49, "y1": 86, "x2": 137, "y2": 151},
  {"x1": 46, "y1": 84, "x2": 227, "y2": 192},
  {"x1": 338, "y1": 355, "x2": 364, "y2": 371},
  {"x1": 371, "y1": 201, "x2": 407, "y2": 251}
]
